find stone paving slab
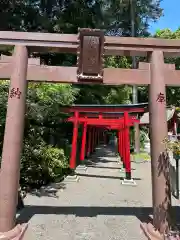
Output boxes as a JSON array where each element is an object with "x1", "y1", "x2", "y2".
[{"x1": 19, "y1": 146, "x2": 155, "y2": 240}]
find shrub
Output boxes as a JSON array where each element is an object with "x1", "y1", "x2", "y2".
[{"x1": 20, "y1": 141, "x2": 69, "y2": 189}]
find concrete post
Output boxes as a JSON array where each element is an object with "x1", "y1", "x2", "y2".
[
  {"x1": 134, "y1": 122, "x2": 140, "y2": 153},
  {"x1": 0, "y1": 46, "x2": 28, "y2": 232},
  {"x1": 149, "y1": 50, "x2": 171, "y2": 233}
]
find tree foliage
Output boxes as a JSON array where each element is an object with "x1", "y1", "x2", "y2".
[
  {"x1": 104, "y1": 0, "x2": 162, "y2": 36},
  {"x1": 154, "y1": 28, "x2": 180, "y2": 106},
  {"x1": 139, "y1": 28, "x2": 180, "y2": 106},
  {"x1": 0, "y1": 81, "x2": 78, "y2": 188},
  {"x1": 0, "y1": 0, "x2": 164, "y2": 189}
]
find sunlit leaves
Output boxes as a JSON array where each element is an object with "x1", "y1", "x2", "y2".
[{"x1": 154, "y1": 28, "x2": 180, "y2": 106}]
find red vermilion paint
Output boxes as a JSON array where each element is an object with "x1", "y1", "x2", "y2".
[{"x1": 80, "y1": 122, "x2": 87, "y2": 161}]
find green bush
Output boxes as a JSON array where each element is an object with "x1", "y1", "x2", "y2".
[{"x1": 20, "y1": 141, "x2": 69, "y2": 189}]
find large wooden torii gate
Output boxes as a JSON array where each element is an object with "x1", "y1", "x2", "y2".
[{"x1": 0, "y1": 29, "x2": 180, "y2": 239}]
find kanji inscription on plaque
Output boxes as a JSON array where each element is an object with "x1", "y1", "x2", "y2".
[
  {"x1": 77, "y1": 28, "x2": 104, "y2": 82},
  {"x1": 82, "y1": 35, "x2": 99, "y2": 75}
]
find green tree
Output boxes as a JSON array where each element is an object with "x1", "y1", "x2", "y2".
[
  {"x1": 0, "y1": 81, "x2": 78, "y2": 188},
  {"x1": 154, "y1": 28, "x2": 180, "y2": 106},
  {"x1": 103, "y1": 0, "x2": 162, "y2": 36},
  {"x1": 0, "y1": 1, "x2": 163, "y2": 35},
  {"x1": 138, "y1": 28, "x2": 180, "y2": 105},
  {"x1": 0, "y1": 0, "x2": 164, "y2": 189}
]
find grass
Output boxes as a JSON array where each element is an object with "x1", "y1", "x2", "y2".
[{"x1": 131, "y1": 152, "x2": 150, "y2": 161}]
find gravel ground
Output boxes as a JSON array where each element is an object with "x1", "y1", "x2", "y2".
[{"x1": 19, "y1": 145, "x2": 154, "y2": 240}]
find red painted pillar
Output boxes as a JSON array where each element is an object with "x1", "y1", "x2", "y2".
[
  {"x1": 120, "y1": 126, "x2": 123, "y2": 160},
  {"x1": 85, "y1": 126, "x2": 89, "y2": 157},
  {"x1": 118, "y1": 130, "x2": 121, "y2": 157},
  {"x1": 70, "y1": 111, "x2": 79, "y2": 169},
  {"x1": 91, "y1": 127, "x2": 93, "y2": 153},
  {"x1": 93, "y1": 128, "x2": 96, "y2": 150},
  {"x1": 121, "y1": 123, "x2": 124, "y2": 165},
  {"x1": 119, "y1": 123, "x2": 123, "y2": 159},
  {"x1": 116, "y1": 131, "x2": 119, "y2": 152},
  {"x1": 95, "y1": 128, "x2": 97, "y2": 148},
  {"x1": 121, "y1": 121, "x2": 126, "y2": 168},
  {"x1": 87, "y1": 126, "x2": 91, "y2": 156},
  {"x1": 97, "y1": 129, "x2": 98, "y2": 146},
  {"x1": 124, "y1": 111, "x2": 131, "y2": 179},
  {"x1": 80, "y1": 122, "x2": 87, "y2": 161},
  {"x1": 92, "y1": 128, "x2": 95, "y2": 152},
  {"x1": 94, "y1": 128, "x2": 96, "y2": 151}
]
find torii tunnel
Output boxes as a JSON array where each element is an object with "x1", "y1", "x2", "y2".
[{"x1": 63, "y1": 103, "x2": 148, "y2": 180}]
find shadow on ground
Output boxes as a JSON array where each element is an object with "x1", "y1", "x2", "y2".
[
  {"x1": 27, "y1": 183, "x2": 66, "y2": 198},
  {"x1": 76, "y1": 173, "x2": 141, "y2": 181},
  {"x1": 16, "y1": 205, "x2": 180, "y2": 226},
  {"x1": 85, "y1": 165, "x2": 136, "y2": 171},
  {"x1": 86, "y1": 165, "x2": 121, "y2": 170}
]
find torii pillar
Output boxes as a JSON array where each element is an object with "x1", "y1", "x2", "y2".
[
  {"x1": 0, "y1": 46, "x2": 28, "y2": 237},
  {"x1": 148, "y1": 50, "x2": 171, "y2": 234}
]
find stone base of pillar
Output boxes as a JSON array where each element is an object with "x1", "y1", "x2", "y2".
[
  {"x1": 85, "y1": 160, "x2": 95, "y2": 166},
  {"x1": 64, "y1": 174, "x2": 80, "y2": 183},
  {"x1": 119, "y1": 168, "x2": 126, "y2": 173},
  {"x1": 0, "y1": 223, "x2": 28, "y2": 240},
  {"x1": 121, "y1": 178, "x2": 137, "y2": 186},
  {"x1": 76, "y1": 165, "x2": 88, "y2": 171},
  {"x1": 95, "y1": 147, "x2": 101, "y2": 150}
]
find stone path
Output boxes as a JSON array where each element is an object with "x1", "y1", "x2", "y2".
[{"x1": 19, "y1": 145, "x2": 154, "y2": 240}]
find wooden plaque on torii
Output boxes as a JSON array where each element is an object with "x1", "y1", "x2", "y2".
[{"x1": 77, "y1": 28, "x2": 104, "y2": 83}]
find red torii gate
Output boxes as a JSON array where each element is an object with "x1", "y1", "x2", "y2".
[{"x1": 64, "y1": 103, "x2": 148, "y2": 181}]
